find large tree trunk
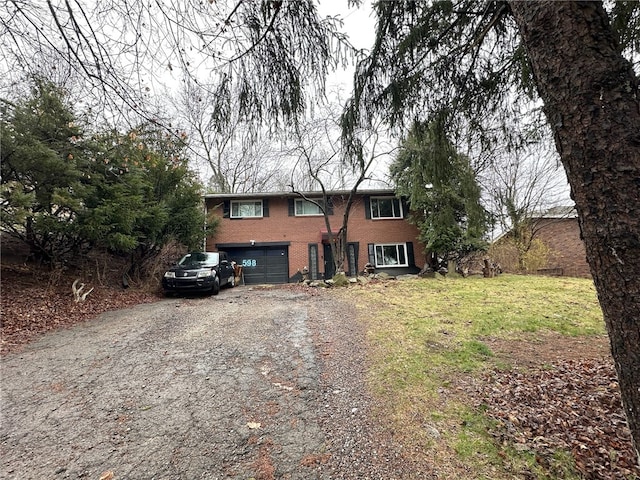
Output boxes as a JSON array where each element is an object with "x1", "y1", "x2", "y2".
[{"x1": 509, "y1": 1, "x2": 640, "y2": 460}]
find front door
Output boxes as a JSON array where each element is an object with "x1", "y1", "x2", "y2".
[{"x1": 323, "y1": 243, "x2": 335, "y2": 279}]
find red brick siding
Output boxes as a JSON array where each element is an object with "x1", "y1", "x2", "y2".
[
  {"x1": 534, "y1": 218, "x2": 591, "y2": 278},
  {"x1": 206, "y1": 195, "x2": 426, "y2": 278}
]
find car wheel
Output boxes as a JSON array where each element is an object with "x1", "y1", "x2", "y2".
[{"x1": 211, "y1": 276, "x2": 220, "y2": 295}]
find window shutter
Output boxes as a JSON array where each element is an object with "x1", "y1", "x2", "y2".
[
  {"x1": 367, "y1": 243, "x2": 375, "y2": 265},
  {"x1": 401, "y1": 197, "x2": 410, "y2": 218},
  {"x1": 263, "y1": 199, "x2": 269, "y2": 217},
  {"x1": 364, "y1": 196, "x2": 371, "y2": 219},
  {"x1": 347, "y1": 242, "x2": 359, "y2": 276},
  {"x1": 308, "y1": 244, "x2": 319, "y2": 280},
  {"x1": 223, "y1": 200, "x2": 230, "y2": 218},
  {"x1": 406, "y1": 242, "x2": 415, "y2": 266},
  {"x1": 288, "y1": 198, "x2": 295, "y2": 216},
  {"x1": 326, "y1": 196, "x2": 334, "y2": 215}
]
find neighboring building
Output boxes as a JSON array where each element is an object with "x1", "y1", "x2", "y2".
[
  {"x1": 532, "y1": 206, "x2": 591, "y2": 278},
  {"x1": 204, "y1": 190, "x2": 426, "y2": 284}
]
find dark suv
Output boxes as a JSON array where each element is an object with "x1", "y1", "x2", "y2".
[{"x1": 162, "y1": 251, "x2": 235, "y2": 296}]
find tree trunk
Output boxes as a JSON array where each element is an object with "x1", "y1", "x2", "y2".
[{"x1": 509, "y1": 0, "x2": 640, "y2": 460}]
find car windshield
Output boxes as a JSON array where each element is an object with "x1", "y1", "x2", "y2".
[{"x1": 178, "y1": 252, "x2": 219, "y2": 267}]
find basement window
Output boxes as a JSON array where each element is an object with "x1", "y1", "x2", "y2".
[{"x1": 375, "y1": 243, "x2": 408, "y2": 267}]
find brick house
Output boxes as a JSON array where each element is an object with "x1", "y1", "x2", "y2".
[
  {"x1": 204, "y1": 189, "x2": 426, "y2": 284},
  {"x1": 532, "y1": 206, "x2": 591, "y2": 278}
]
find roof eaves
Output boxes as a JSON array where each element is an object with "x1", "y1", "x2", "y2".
[
  {"x1": 203, "y1": 188, "x2": 397, "y2": 200},
  {"x1": 532, "y1": 205, "x2": 578, "y2": 219}
]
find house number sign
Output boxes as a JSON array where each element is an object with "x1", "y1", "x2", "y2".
[{"x1": 241, "y1": 259, "x2": 257, "y2": 268}]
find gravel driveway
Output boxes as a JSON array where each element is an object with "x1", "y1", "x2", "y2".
[{"x1": 1, "y1": 286, "x2": 430, "y2": 479}]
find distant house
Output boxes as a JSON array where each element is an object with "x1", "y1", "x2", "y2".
[
  {"x1": 204, "y1": 189, "x2": 426, "y2": 284},
  {"x1": 531, "y1": 206, "x2": 591, "y2": 278}
]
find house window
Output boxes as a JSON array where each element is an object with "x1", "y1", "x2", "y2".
[
  {"x1": 374, "y1": 243, "x2": 408, "y2": 267},
  {"x1": 231, "y1": 200, "x2": 263, "y2": 218},
  {"x1": 370, "y1": 197, "x2": 403, "y2": 219},
  {"x1": 295, "y1": 199, "x2": 324, "y2": 216}
]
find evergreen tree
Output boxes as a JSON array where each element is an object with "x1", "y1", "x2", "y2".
[
  {"x1": 392, "y1": 118, "x2": 487, "y2": 268},
  {"x1": 1, "y1": 79, "x2": 208, "y2": 265},
  {"x1": 81, "y1": 125, "x2": 207, "y2": 255},
  {"x1": 1, "y1": 78, "x2": 91, "y2": 262}
]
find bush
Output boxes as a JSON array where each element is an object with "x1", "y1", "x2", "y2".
[
  {"x1": 489, "y1": 237, "x2": 549, "y2": 274},
  {"x1": 1, "y1": 79, "x2": 206, "y2": 266},
  {"x1": 521, "y1": 239, "x2": 550, "y2": 273},
  {"x1": 331, "y1": 272, "x2": 350, "y2": 287}
]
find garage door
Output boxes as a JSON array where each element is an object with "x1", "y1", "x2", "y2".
[{"x1": 224, "y1": 246, "x2": 289, "y2": 285}]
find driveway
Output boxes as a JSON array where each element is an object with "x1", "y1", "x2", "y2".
[{"x1": 1, "y1": 287, "x2": 427, "y2": 479}]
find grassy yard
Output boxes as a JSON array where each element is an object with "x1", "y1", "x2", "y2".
[{"x1": 338, "y1": 274, "x2": 622, "y2": 479}]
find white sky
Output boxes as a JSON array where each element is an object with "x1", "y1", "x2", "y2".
[{"x1": 318, "y1": 1, "x2": 376, "y2": 89}]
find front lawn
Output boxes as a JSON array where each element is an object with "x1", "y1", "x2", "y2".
[{"x1": 339, "y1": 274, "x2": 638, "y2": 479}]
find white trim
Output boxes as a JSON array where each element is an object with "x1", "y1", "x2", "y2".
[
  {"x1": 295, "y1": 198, "x2": 324, "y2": 216},
  {"x1": 374, "y1": 243, "x2": 408, "y2": 267},
  {"x1": 370, "y1": 196, "x2": 403, "y2": 219},
  {"x1": 231, "y1": 200, "x2": 263, "y2": 218}
]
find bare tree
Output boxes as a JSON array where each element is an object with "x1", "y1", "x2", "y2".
[
  {"x1": 485, "y1": 144, "x2": 570, "y2": 268},
  {"x1": 289, "y1": 105, "x2": 394, "y2": 276},
  {"x1": 1, "y1": 0, "x2": 352, "y2": 130},
  {"x1": 177, "y1": 79, "x2": 287, "y2": 193},
  {"x1": 288, "y1": 116, "x2": 353, "y2": 192}
]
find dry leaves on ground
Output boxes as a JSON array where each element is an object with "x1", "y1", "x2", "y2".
[
  {"x1": 1, "y1": 265, "x2": 158, "y2": 355},
  {"x1": 473, "y1": 360, "x2": 639, "y2": 479}
]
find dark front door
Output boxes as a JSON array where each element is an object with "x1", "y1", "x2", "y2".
[{"x1": 323, "y1": 243, "x2": 335, "y2": 279}]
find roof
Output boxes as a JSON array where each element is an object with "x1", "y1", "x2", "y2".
[
  {"x1": 533, "y1": 205, "x2": 578, "y2": 219},
  {"x1": 490, "y1": 205, "x2": 578, "y2": 243},
  {"x1": 203, "y1": 189, "x2": 397, "y2": 200}
]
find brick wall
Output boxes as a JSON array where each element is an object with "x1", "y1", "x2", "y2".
[
  {"x1": 534, "y1": 218, "x2": 591, "y2": 278},
  {"x1": 206, "y1": 194, "x2": 426, "y2": 278}
]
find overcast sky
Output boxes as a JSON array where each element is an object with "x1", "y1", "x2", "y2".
[{"x1": 318, "y1": 1, "x2": 376, "y2": 90}]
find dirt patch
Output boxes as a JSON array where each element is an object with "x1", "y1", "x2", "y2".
[
  {"x1": 476, "y1": 333, "x2": 639, "y2": 479},
  {"x1": 484, "y1": 331, "x2": 611, "y2": 369}
]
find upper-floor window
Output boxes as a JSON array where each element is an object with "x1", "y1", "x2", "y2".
[
  {"x1": 295, "y1": 199, "x2": 324, "y2": 216},
  {"x1": 370, "y1": 197, "x2": 403, "y2": 219},
  {"x1": 375, "y1": 243, "x2": 408, "y2": 267},
  {"x1": 231, "y1": 200, "x2": 263, "y2": 218}
]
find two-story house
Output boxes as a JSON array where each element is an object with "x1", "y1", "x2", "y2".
[{"x1": 204, "y1": 189, "x2": 426, "y2": 285}]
